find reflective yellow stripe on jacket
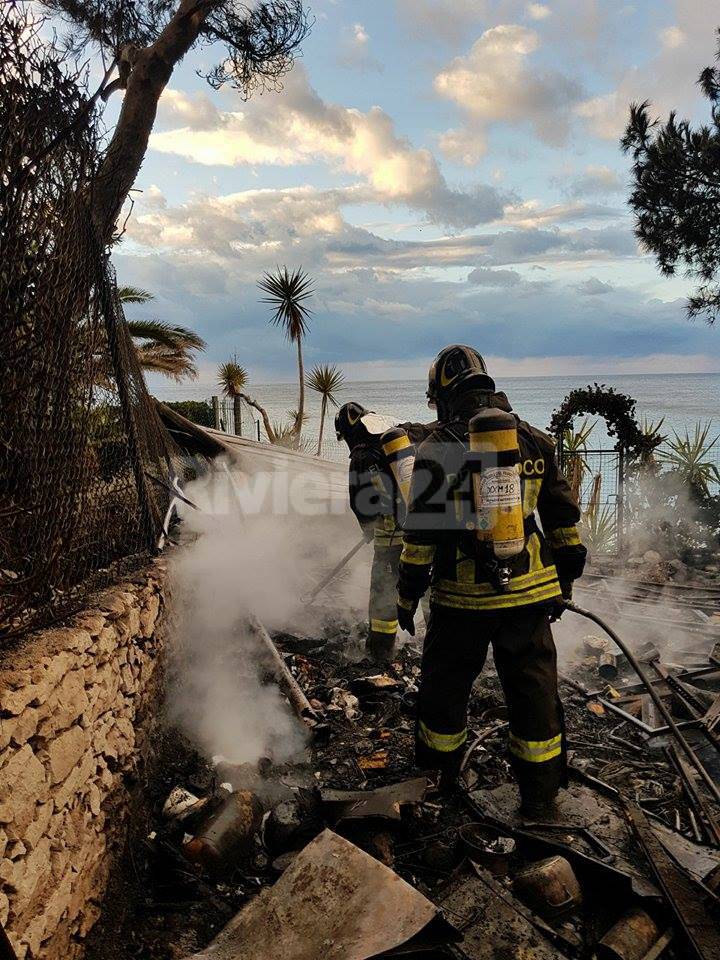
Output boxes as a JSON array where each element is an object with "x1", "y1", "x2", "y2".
[
  {"x1": 400, "y1": 542, "x2": 436, "y2": 565},
  {"x1": 548, "y1": 526, "x2": 582, "y2": 548},
  {"x1": 431, "y1": 564, "x2": 561, "y2": 611},
  {"x1": 374, "y1": 515, "x2": 402, "y2": 546}
]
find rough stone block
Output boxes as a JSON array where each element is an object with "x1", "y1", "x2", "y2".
[
  {"x1": 0, "y1": 745, "x2": 46, "y2": 829},
  {"x1": 23, "y1": 801, "x2": 53, "y2": 851},
  {"x1": 46, "y1": 726, "x2": 88, "y2": 786},
  {"x1": 36, "y1": 672, "x2": 89, "y2": 741},
  {"x1": 73, "y1": 613, "x2": 106, "y2": 636},
  {"x1": 52, "y1": 749, "x2": 95, "y2": 812},
  {"x1": 12, "y1": 836, "x2": 51, "y2": 902},
  {"x1": 139, "y1": 594, "x2": 160, "y2": 637}
]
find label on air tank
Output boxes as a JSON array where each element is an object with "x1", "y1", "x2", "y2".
[{"x1": 481, "y1": 467, "x2": 522, "y2": 509}]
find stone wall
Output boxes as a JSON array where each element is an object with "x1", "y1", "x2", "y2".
[{"x1": 0, "y1": 560, "x2": 167, "y2": 959}]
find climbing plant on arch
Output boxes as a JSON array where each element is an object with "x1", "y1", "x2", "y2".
[{"x1": 549, "y1": 383, "x2": 660, "y2": 462}]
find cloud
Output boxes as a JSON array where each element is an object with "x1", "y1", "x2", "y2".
[
  {"x1": 394, "y1": 0, "x2": 492, "y2": 42},
  {"x1": 502, "y1": 197, "x2": 623, "y2": 227},
  {"x1": 434, "y1": 24, "x2": 584, "y2": 160},
  {"x1": 151, "y1": 69, "x2": 506, "y2": 229},
  {"x1": 576, "y1": 277, "x2": 614, "y2": 296},
  {"x1": 118, "y1": 180, "x2": 718, "y2": 382},
  {"x1": 559, "y1": 165, "x2": 625, "y2": 199},
  {"x1": 526, "y1": 3, "x2": 551, "y2": 20},
  {"x1": 576, "y1": 6, "x2": 720, "y2": 140},
  {"x1": 468, "y1": 267, "x2": 522, "y2": 286},
  {"x1": 337, "y1": 22, "x2": 383, "y2": 72},
  {"x1": 156, "y1": 88, "x2": 222, "y2": 131}
]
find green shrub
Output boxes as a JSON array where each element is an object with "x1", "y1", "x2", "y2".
[{"x1": 165, "y1": 400, "x2": 214, "y2": 427}]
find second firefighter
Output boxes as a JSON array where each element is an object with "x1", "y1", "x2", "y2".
[{"x1": 335, "y1": 402, "x2": 432, "y2": 660}]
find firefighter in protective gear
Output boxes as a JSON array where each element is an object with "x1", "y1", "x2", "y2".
[
  {"x1": 398, "y1": 346, "x2": 586, "y2": 814},
  {"x1": 336, "y1": 402, "x2": 432, "y2": 660}
]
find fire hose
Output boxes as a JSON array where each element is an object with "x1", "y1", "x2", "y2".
[
  {"x1": 300, "y1": 537, "x2": 369, "y2": 605},
  {"x1": 566, "y1": 601, "x2": 720, "y2": 825}
]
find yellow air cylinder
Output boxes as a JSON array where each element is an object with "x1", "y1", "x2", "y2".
[
  {"x1": 381, "y1": 427, "x2": 415, "y2": 507},
  {"x1": 469, "y1": 408, "x2": 525, "y2": 560}
]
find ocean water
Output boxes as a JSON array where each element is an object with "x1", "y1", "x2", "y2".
[{"x1": 229, "y1": 373, "x2": 720, "y2": 460}]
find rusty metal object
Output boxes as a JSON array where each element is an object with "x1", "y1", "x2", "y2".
[
  {"x1": 599, "y1": 651, "x2": 620, "y2": 680},
  {"x1": 639, "y1": 929, "x2": 673, "y2": 960},
  {"x1": 597, "y1": 908, "x2": 660, "y2": 960},
  {"x1": 624, "y1": 800, "x2": 720, "y2": 960},
  {"x1": 248, "y1": 616, "x2": 318, "y2": 726},
  {"x1": 512, "y1": 855, "x2": 582, "y2": 918},
  {"x1": 458, "y1": 823, "x2": 516, "y2": 876},
  {"x1": 185, "y1": 829, "x2": 458, "y2": 960},
  {"x1": 567, "y1": 603, "x2": 720, "y2": 808},
  {"x1": 184, "y1": 790, "x2": 263, "y2": 869},
  {"x1": 321, "y1": 777, "x2": 428, "y2": 823},
  {"x1": 664, "y1": 745, "x2": 720, "y2": 847}
]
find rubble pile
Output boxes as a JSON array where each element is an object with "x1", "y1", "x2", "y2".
[{"x1": 87, "y1": 588, "x2": 720, "y2": 960}]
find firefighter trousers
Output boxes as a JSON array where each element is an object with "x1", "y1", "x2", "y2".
[
  {"x1": 369, "y1": 543, "x2": 403, "y2": 658},
  {"x1": 368, "y1": 542, "x2": 430, "y2": 658},
  {"x1": 416, "y1": 604, "x2": 566, "y2": 804}
]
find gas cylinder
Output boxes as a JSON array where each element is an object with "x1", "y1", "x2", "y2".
[
  {"x1": 468, "y1": 408, "x2": 524, "y2": 561},
  {"x1": 381, "y1": 427, "x2": 415, "y2": 508}
]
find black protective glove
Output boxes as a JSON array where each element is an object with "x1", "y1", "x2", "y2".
[
  {"x1": 397, "y1": 597, "x2": 419, "y2": 636},
  {"x1": 549, "y1": 581, "x2": 572, "y2": 622}
]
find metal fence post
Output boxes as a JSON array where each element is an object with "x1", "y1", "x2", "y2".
[{"x1": 617, "y1": 446, "x2": 625, "y2": 558}]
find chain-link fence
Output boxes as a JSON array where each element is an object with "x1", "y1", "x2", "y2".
[{"x1": 0, "y1": 10, "x2": 174, "y2": 643}]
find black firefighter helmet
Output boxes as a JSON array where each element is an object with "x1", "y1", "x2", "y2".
[
  {"x1": 335, "y1": 401, "x2": 370, "y2": 443},
  {"x1": 427, "y1": 344, "x2": 495, "y2": 410}
]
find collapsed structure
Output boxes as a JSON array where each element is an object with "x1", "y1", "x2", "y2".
[{"x1": 81, "y1": 420, "x2": 720, "y2": 960}]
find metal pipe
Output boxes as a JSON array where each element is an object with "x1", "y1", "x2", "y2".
[
  {"x1": 248, "y1": 616, "x2": 317, "y2": 726},
  {"x1": 300, "y1": 537, "x2": 368, "y2": 604},
  {"x1": 566, "y1": 602, "x2": 720, "y2": 808},
  {"x1": 664, "y1": 745, "x2": 720, "y2": 847},
  {"x1": 598, "y1": 697, "x2": 698, "y2": 737}
]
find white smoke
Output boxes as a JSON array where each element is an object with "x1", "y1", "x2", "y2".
[{"x1": 167, "y1": 457, "x2": 368, "y2": 765}]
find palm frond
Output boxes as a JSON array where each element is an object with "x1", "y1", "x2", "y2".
[
  {"x1": 117, "y1": 285, "x2": 154, "y2": 305},
  {"x1": 580, "y1": 504, "x2": 616, "y2": 555},
  {"x1": 258, "y1": 266, "x2": 314, "y2": 341},
  {"x1": 286, "y1": 408, "x2": 309, "y2": 426},
  {"x1": 135, "y1": 345, "x2": 199, "y2": 381},
  {"x1": 658, "y1": 421, "x2": 720, "y2": 497},
  {"x1": 127, "y1": 319, "x2": 207, "y2": 352},
  {"x1": 218, "y1": 360, "x2": 249, "y2": 396},
  {"x1": 306, "y1": 363, "x2": 345, "y2": 406}
]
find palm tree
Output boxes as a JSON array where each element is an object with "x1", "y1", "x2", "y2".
[
  {"x1": 217, "y1": 359, "x2": 249, "y2": 437},
  {"x1": 258, "y1": 266, "x2": 314, "y2": 442},
  {"x1": 306, "y1": 364, "x2": 345, "y2": 456},
  {"x1": 658, "y1": 422, "x2": 720, "y2": 499},
  {"x1": 117, "y1": 285, "x2": 206, "y2": 381}
]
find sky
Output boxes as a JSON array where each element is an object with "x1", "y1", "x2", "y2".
[{"x1": 107, "y1": 0, "x2": 720, "y2": 392}]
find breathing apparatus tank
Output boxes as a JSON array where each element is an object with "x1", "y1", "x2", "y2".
[
  {"x1": 381, "y1": 427, "x2": 416, "y2": 510},
  {"x1": 468, "y1": 408, "x2": 525, "y2": 586}
]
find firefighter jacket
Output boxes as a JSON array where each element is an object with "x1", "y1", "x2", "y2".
[
  {"x1": 398, "y1": 394, "x2": 586, "y2": 612},
  {"x1": 348, "y1": 422, "x2": 434, "y2": 547}
]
